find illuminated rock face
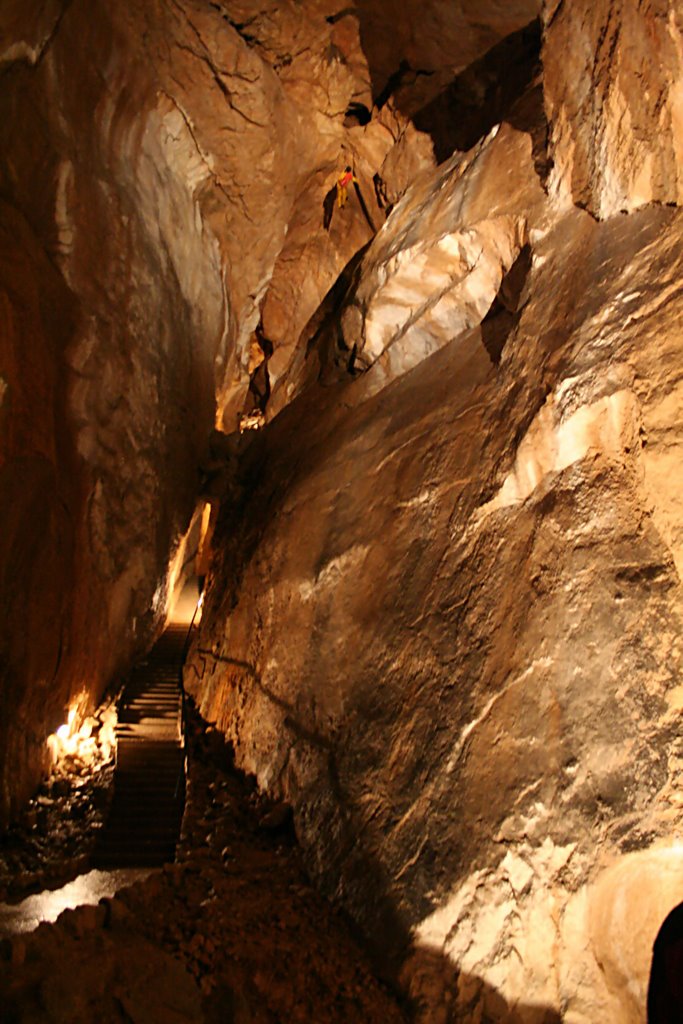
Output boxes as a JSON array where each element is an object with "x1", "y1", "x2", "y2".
[
  {"x1": 185, "y1": 3, "x2": 683, "y2": 1020},
  {"x1": 0, "y1": 0, "x2": 435, "y2": 823},
  {"x1": 543, "y1": 0, "x2": 683, "y2": 218},
  {"x1": 3, "y1": 0, "x2": 683, "y2": 1019},
  {"x1": 190, "y1": 198, "x2": 683, "y2": 1020},
  {"x1": 339, "y1": 123, "x2": 545, "y2": 384}
]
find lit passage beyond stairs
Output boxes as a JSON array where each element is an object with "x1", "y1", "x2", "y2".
[{"x1": 93, "y1": 626, "x2": 187, "y2": 868}]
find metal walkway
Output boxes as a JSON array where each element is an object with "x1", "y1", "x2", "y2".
[{"x1": 92, "y1": 626, "x2": 187, "y2": 868}]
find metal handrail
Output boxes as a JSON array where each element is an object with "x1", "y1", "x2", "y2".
[{"x1": 177, "y1": 592, "x2": 203, "y2": 766}]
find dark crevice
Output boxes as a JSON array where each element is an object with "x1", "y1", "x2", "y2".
[
  {"x1": 325, "y1": 8, "x2": 357, "y2": 25},
  {"x1": 373, "y1": 172, "x2": 393, "y2": 218},
  {"x1": 298, "y1": 242, "x2": 372, "y2": 384},
  {"x1": 353, "y1": 177, "x2": 378, "y2": 232},
  {"x1": 374, "y1": 61, "x2": 434, "y2": 111},
  {"x1": 481, "y1": 243, "x2": 532, "y2": 366},
  {"x1": 648, "y1": 902, "x2": 683, "y2": 1022},
  {"x1": 323, "y1": 174, "x2": 377, "y2": 233},
  {"x1": 344, "y1": 101, "x2": 371, "y2": 126},
  {"x1": 544, "y1": 0, "x2": 566, "y2": 30},
  {"x1": 245, "y1": 321, "x2": 272, "y2": 417},
  {"x1": 207, "y1": 2, "x2": 259, "y2": 47},
  {"x1": 414, "y1": 19, "x2": 543, "y2": 165}
]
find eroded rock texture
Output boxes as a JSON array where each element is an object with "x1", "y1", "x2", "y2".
[
  {"x1": 0, "y1": 0, "x2": 434, "y2": 824},
  {"x1": 4, "y1": 0, "x2": 683, "y2": 1020},
  {"x1": 190, "y1": 195, "x2": 683, "y2": 1021},
  {"x1": 355, "y1": 0, "x2": 541, "y2": 115},
  {"x1": 185, "y1": 3, "x2": 683, "y2": 1021},
  {"x1": 543, "y1": 0, "x2": 683, "y2": 217}
]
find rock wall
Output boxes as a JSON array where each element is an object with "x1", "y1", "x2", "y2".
[
  {"x1": 355, "y1": 0, "x2": 541, "y2": 114},
  {"x1": 543, "y1": 0, "x2": 683, "y2": 218},
  {"x1": 187, "y1": 4, "x2": 683, "y2": 1020},
  {"x1": 0, "y1": 0, "x2": 436, "y2": 823},
  {"x1": 0, "y1": 201, "x2": 84, "y2": 825},
  {"x1": 5, "y1": 0, "x2": 683, "y2": 1018},
  {"x1": 190, "y1": 198, "x2": 683, "y2": 1021}
]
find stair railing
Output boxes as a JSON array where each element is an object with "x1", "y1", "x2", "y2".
[{"x1": 176, "y1": 590, "x2": 204, "y2": 793}]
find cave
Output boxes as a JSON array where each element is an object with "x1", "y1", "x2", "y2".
[
  {"x1": 2, "y1": 0, "x2": 683, "y2": 1021},
  {"x1": 648, "y1": 901, "x2": 683, "y2": 1023}
]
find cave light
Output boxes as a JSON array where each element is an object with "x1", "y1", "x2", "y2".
[{"x1": 47, "y1": 696, "x2": 117, "y2": 765}]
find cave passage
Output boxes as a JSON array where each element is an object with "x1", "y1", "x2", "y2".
[
  {"x1": 92, "y1": 625, "x2": 187, "y2": 869},
  {"x1": 3, "y1": 0, "x2": 683, "y2": 1021},
  {"x1": 0, "y1": 695, "x2": 409, "y2": 1023},
  {"x1": 648, "y1": 903, "x2": 683, "y2": 1023}
]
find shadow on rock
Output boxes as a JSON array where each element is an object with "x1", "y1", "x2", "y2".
[
  {"x1": 401, "y1": 944, "x2": 562, "y2": 1023},
  {"x1": 413, "y1": 21, "x2": 542, "y2": 164}
]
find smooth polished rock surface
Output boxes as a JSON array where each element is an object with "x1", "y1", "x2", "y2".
[{"x1": 339, "y1": 122, "x2": 547, "y2": 385}]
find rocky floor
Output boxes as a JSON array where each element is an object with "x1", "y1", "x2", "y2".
[
  {"x1": 0, "y1": 702, "x2": 408, "y2": 1023},
  {"x1": 0, "y1": 729, "x2": 115, "y2": 903}
]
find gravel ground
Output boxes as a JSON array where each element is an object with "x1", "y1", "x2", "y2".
[
  {"x1": 0, "y1": 730, "x2": 115, "y2": 903},
  {"x1": 0, "y1": 701, "x2": 409, "y2": 1023}
]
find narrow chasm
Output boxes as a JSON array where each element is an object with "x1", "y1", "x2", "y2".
[{"x1": 3, "y1": 1, "x2": 683, "y2": 1022}]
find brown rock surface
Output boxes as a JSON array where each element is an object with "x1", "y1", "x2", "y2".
[
  {"x1": 0, "y1": 200, "x2": 85, "y2": 824},
  {"x1": 339, "y1": 121, "x2": 546, "y2": 384},
  {"x1": 0, "y1": 0, "x2": 63, "y2": 68},
  {"x1": 355, "y1": 0, "x2": 541, "y2": 114},
  {"x1": 0, "y1": 0, "x2": 431, "y2": 823},
  {"x1": 187, "y1": 121, "x2": 683, "y2": 1024},
  {"x1": 543, "y1": 0, "x2": 683, "y2": 218},
  {"x1": 4, "y1": 2, "x2": 683, "y2": 1020}
]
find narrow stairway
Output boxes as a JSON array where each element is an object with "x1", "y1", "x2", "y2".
[{"x1": 93, "y1": 625, "x2": 188, "y2": 868}]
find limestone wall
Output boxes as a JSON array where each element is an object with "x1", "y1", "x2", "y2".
[
  {"x1": 0, "y1": 0, "x2": 433, "y2": 823},
  {"x1": 187, "y1": 3, "x2": 683, "y2": 1017},
  {"x1": 4, "y1": 0, "x2": 683, "y2": 1017}
]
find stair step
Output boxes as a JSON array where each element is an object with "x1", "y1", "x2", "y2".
[
  {"x1": 101, "y1": 824, "x2": 181, "y2": 837},
  {"x1": 94, "y1": 626, "x2": 188, "y2": 870}
]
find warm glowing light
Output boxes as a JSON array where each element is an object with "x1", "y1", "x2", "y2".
[
  {"x1": 200, "y1": 502, "x2": 212, "y2": 543},
  {"x1": 0, "y1": 868, "x2": 153, "y2": 935},
  {"x1": 47, "y1": 696, "x2": 117, "y2": 766},
  {"x1": 239, "y1": 410, "x2": 264, "y2": 432}
]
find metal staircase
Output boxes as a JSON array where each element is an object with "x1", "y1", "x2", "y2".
[{"x1": 92, "y1": 626, "x2": 187, "y2": 868}]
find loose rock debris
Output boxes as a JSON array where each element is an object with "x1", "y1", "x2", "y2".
[
  {"x1": 0, "y1": 701, "x2": 408, "y2": 1023},
  {"x1": 0, "y1": 707, "x2": 116, "y2": 903}
]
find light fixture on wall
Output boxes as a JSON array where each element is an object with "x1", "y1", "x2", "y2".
[{"x1": 47, "y1": 698, "x2": 117, "y2": 765}]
